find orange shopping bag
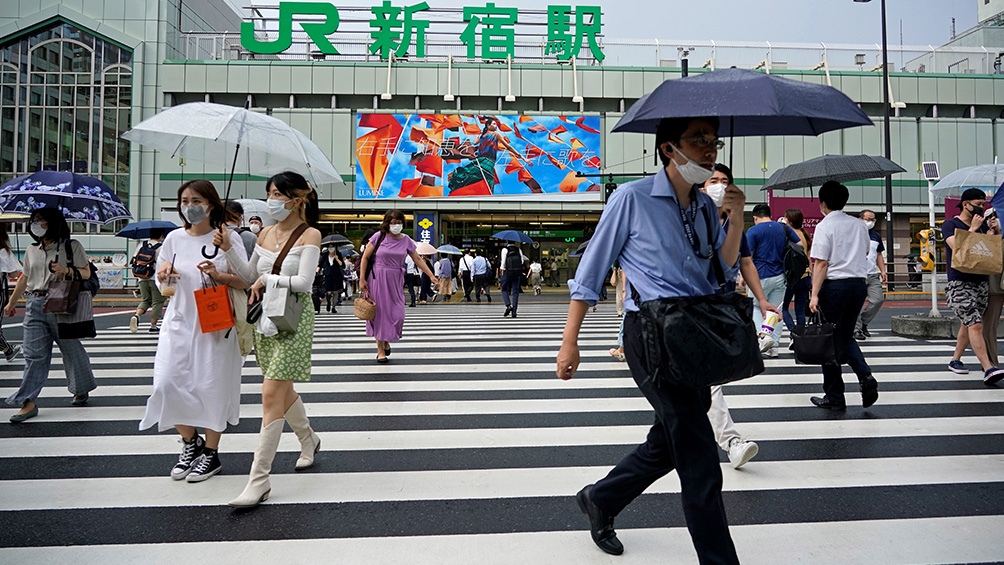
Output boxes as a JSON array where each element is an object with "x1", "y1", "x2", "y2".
[{"x1": 195, "y1": 277, "x2": 235, "y2": 334}]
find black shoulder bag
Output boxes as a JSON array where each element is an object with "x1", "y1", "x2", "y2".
[{"x1": 633, "y1": 196, "x2": 764, "y2": 389}]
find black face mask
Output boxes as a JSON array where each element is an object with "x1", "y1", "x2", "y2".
[{"x1": 970, "y1": 205, "x2": 985, "y2": 217}]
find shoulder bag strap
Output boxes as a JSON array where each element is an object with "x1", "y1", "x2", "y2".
[{"x1": 271, "y1": 223, "x2": 310, "y2": 275}]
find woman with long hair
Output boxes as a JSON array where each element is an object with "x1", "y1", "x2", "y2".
[
  {"x1": 359, "y1": 210, "x2": 438, "y2": 363},
  {"x1": 0, "y1": 223, "x2": 23, "y2": 361},
  {"x1": 781, "y1": 208, "x2": 813, "y2": 333},
  {"x1": 139, "y1": 179, "x2": 249, "y2": 481},
  {"x1": 4, "y1": 208, "x2": 96, "y2": 422},
  {"x1": 220, "y1": 171, "x2": 323, "y2": 508}
]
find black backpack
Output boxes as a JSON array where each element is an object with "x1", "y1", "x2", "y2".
[
  {"x1": 505, "y1": 245, "x2": 523, "y2": 272},
  {"x1": 131, "y1": 241, "x2": 161, "y2": 280},
  {"x1": 782, "y1": 226, "x2": 809, "y2": 287}
]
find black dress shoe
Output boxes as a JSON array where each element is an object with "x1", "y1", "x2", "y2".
[
  {"x1": 862, "y1": 325, "x2": 871, "y2": 337},
  {"x1": 810, "y1": 396, "x2": 847, "y2": 411},
  {"x1": 860, "y1": 376, "x2": 879, "y2": 408},
  {"x1": 71, "y1": 393, "x2": 89, "y2": 406},
  {"x1": 576, "y1": 484, "x2": 623, "y2": 556},
  {"x1": 503, "y1": 306, "x2": 511, "y2": 317}
]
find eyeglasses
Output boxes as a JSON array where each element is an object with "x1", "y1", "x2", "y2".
[{"x1": 681, "y1": 136, "x2": 726, "y2": 150}]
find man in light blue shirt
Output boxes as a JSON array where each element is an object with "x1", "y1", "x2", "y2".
[
  {"x1": 557, "y1": 116, "x2": 743, "y2": 563},
  {"x1": 470, "y1": 250, "x2": 492, "y2": 303}
]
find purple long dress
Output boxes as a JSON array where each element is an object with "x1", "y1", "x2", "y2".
[{"x1": 366, "y1": 234, "x2": 416, "y2": 342}]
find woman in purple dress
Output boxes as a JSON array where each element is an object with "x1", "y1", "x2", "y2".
[{"x1": 359, "y1": 210, "x2": 438, "y2": 363}]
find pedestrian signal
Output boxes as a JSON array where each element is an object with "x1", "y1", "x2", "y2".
[{"x1": 917, "y1": 229, "x2": 935, "y2": 272}]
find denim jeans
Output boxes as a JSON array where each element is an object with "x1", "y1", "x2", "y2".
[
  {"x1": 817, "y1": 278, "x2": 873, "y2": 404},
  {"x1": 4, "y1": 295, "x2": 96, "y2": 407},
  {"x1": 782, "y1": 276, "x2": 811, "y2": 333},
  {"x1": 500, "y1": 272, "x2": 520, "y2": 310},
  {"x1": 749, "y1": 273, "x2": 787, "y2": 344}
]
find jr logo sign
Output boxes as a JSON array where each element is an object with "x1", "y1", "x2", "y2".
[{"x1": 241, "y1": 1, "x2": 341, "y2": 55}]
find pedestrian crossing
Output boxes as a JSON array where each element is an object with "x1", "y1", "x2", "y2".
[{"x1": 1, "y1": 302, "x2": 1003, "y2": 564}]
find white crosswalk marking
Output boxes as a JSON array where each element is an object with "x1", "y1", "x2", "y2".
[{"x1": 0, "y1": 303, "x2": 1002, "y2": 564}]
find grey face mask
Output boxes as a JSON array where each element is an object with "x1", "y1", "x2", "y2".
[{"x1": 181, "y1": 205, "x2": 208, "y2": 225}]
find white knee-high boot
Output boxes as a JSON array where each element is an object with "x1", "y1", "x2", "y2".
[
  {"x1": 284, "y1": 396, "x2": 320, "y2": 470},
  {"x1": 228, "y1": 418, "x2": 284, "y2": 508}
]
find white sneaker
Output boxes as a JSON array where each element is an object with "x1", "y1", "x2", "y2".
[
  {"x1": 758, "y1": 334, "x2": 774, "y2": 353},
  {"x1": 763, "y1": 346, "x2": 779, "y2": 359},
  {"x1": 129, "y1": 315, "x2": 139, "y2": 334},
  {"x1": 728, "y1": 439, "x2": 759, "y2": 469}
]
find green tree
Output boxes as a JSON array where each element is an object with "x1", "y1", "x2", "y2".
[
  {"x1": 460, "y1": 3, "x2": 518, "y2": 61},
  {"x1": 546, "y1": 5, "x2": 604, "y2": 62},
  {"x1": 369, "y1": 1, "x2": 431, "y2": 59}
]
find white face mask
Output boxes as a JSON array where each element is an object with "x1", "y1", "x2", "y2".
[
  {"x1": 704, "y1": 183, "x2": 727, "y2": 207},
  {"x1": 389, "y1": 224, "x2": 404, "y2": 235},
  {"x1": 863, "y1": 220, "x2": 876, "y2": 230},
  {"x1": 669, "y1": 143, "x2": 714, "y2": 185},
  {"x1": 181, "y1": 205, "x2": 208, "y2": 225},
  {"x1": 29, "y1": 222, "x2": 46, "y2": 238},
  {"x1": 267, "y1": 198, "x2": 293, "y2": 222},
  {"x1": 249, "y1": 224, "x2": 261, "y2": 234}
]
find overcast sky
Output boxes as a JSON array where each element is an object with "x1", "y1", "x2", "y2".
[{"x1": 272, "y1": 0, "x2": 979, "y2": 47}]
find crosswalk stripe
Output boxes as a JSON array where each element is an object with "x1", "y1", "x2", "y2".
[{"x1": 0, "y1": 302, "x2": 1001, "y2": 563}]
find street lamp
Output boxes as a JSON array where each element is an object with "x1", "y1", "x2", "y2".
[{"x1": 855, "y1": 0, "x2": 896, "y2": 290}]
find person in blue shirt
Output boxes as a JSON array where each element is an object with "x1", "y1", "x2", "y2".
[
  {"x1": 745, "y1": 204, "x2": 802, "y2": 356},
  {"x1": 556, "y1": 116, "x2": 743, "y2": 563}
]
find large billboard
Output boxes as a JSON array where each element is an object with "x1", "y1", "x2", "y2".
[{"x1": 354, "y1": 114, "x2": 602, "y2": 199}]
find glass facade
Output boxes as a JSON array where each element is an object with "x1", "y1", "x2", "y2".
[{"x1": 0, "y1": 20, "x2": 132, "y2": 232}]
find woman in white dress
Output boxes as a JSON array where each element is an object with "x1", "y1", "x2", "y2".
[
  {"x1": 218, "y1": 171, "x2": 322, "y2": 508},
  {"x1": 139, "y1": 179, "x2": 248, "y2": 483}
]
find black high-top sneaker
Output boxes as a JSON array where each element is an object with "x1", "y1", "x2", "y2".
[{"x1": 171, "y1": 434, "x2": 205, "y2": 480}]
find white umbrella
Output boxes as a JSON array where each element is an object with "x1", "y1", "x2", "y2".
[
  {"x1": 234, "y1": 198, "x2": 274, "y2": 226},
  {"x1": 122, "y1": 102, "x2": 343, "y2": 187},
  {"x1": 930, "y1": 164, "x2": 1004, "y2": 197}
]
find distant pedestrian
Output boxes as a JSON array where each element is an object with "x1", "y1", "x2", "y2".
[
  {"x1": 808, "y1": 181, "x2": 880, "y2": 410},
  {"x1": 471, "y1": 250, "x2": 492, "y2": 302},
  {"x1": 0, "y1": 223, "x2": 22, "y2": 361},
  {"x1": 247, "y1": 215, "x2": 263, "y2": 236},
  {"x1": 130, "y1": 228, "x2": 166, "y2": 334},
  {"x1": 459, "y1": 250, "x2": 475, "y2": 301},
  {"x1": 418, "y1": 254, "x2": 435, "y2": 304},
  {"x1": 745, "y1": 203, "x2": 802, "y2": 357},
  {"x1": 853, "y1": 209, "x2": 887, "y2": 340},
  {"x1": 529, "y1": 259, "x2": 543, "y2": 295},
  {"x1": 549, "y1": 259, "x2": 559, "y2": 286},
  {"x1": 779, "y1": 209, "x2": 812, "y2": 335},
  {"x1": 225, "y1": 200, "x2": 257, "y2": 259},
  {"x1": 437, "y1": 254, "x2": 454, "y2": 301},
  {"x1": 359, "y1": 210, "x2": 438, "y2": 363},
  {"x1": 499, "y1": 243, "x2": 527, "y2": 317},
  {"x1": 404, "y1": 254, "x2": 420, "y2": 307},
  {"x1": 609, "y1": 263, "x2": 623, "y2": 315},
  {"x1": 319, "y1": 245, "x2": 344, "y2": 313},
  {"x1": 138, "y1": 179, "x2": 247, "y2": 482},
  {"x1": 4, "y1": 208, "x2": 96, "y2": 423}
]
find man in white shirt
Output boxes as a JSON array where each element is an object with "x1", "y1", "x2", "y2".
[
  {"x1": 808, "y1": 181, "x2": 879, "y2": 411},
  {"x1": 458, "y1": 250, "x2": 475, "y2": 302},
  {"x1": 499, "y1": 243, "x2": 528, "y2": 317},
  {"x1": 404, "y1": 254, "x2": 421, "y2": 307},
  {"x1": 853, "y1": 209, "x2": 887, "y2": 341}
]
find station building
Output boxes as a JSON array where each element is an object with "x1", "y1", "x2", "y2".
[{"x1": 3, "y1": 0, "x2": 1004, "y2": 283}]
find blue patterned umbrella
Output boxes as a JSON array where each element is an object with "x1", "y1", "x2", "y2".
[{"x1": 0, "y1": 171, "x2": 132, "y2": 224}]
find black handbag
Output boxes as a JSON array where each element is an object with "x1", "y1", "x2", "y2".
[
  {"x1": 792, "y1": 311, "x2": 837, "y2": 365},
  {"x1": 634, "y1": 203, "x2": 764, "y2": 389}
]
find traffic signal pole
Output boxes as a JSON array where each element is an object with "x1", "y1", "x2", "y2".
[{"x1": 928, "y1": 179, "x2": 940, "y2": 317}]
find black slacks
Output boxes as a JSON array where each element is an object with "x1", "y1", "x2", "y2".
[{"x1": 590, "y1": 313, "x2": 739, "y2": 565}]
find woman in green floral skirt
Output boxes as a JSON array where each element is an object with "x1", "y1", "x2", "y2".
[{"x1": 214, "y1": 171, "x2": 323, "y2": 509}]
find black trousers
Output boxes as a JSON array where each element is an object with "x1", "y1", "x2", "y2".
[
  {"x1": 474, "y1": 273, "x2": 491, "y2": 300},
  {"x1": 590, "y1": 313, "x2": 739, "y2": 565},
  {"x1": 461, "y1": 273, "x2": 474, "y2": 300},
  {"x1": 817, "y1": 278, "x2": 873, "y2": 404}
]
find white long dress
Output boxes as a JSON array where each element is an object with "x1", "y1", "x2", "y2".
[{"x1": 139, "y1": 229, "x2": 246, "y2": 433}]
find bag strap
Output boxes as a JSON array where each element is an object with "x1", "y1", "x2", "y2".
[
  {"x1": 271, "y1": 223, "x2": 309, "y2": 275},
  {"x1": 364, "y1": 232, "x2": 388, "y2": 281}
]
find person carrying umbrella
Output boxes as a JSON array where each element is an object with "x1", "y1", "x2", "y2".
[
  {"x1": 129, "y1": 228, "x2": 167, "y2": 334},
  {"x1": 499, "y1": 243, "x2": 528, "y2": 317},
  {"x1": 5, "y1": 208, "x2": 98, "y2": 422},
  {"x1": 0, "y1": 223, "x2": 23, "y2": 362},
  {"x1": 556, "y1": 116, "x2": 744, "y2": 562}
]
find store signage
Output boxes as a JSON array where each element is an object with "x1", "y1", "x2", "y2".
[
  {"x1": 241, "y1": 2, "x2": 605, "y2": 61},
  {"x1": 525, "y1": 229, "x2": 583, "y2": 239},
  {"x1": 415, "y1": 213, "x2": 436, "y2": 245}
]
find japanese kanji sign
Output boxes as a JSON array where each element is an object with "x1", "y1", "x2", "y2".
[{"x1": 240, "y1": 2, "x2": 605, "y2": 61}]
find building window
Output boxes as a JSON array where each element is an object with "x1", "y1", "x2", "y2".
[{"x1": 0, "y1": 20, "x2": 132, "y2": 233}]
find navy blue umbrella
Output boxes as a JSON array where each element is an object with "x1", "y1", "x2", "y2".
[
  {"x1": 0, "y1": 171, "x2": 132, "y2": 224},
  {"x1": 116, "y1": 220, "x2": 180, "y2": 239},
  {"x1": 492, "y1": 230, "x2": 534, "y2": 244},
  {"x1": 612, "y1": 68, "x2": 873, "y2": 136}
]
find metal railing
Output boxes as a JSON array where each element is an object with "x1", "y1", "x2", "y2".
[{"x1": 179, "y1": 31, "x2": 1002, "y2": 75}]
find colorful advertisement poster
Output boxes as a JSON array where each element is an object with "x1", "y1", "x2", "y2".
[{"x1": 355, "y1": 114, "x2": 602, "y2": 199}]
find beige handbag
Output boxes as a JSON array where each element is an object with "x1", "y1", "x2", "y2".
[
  {"x1": 953, "y1": 230, "x2": 1004, "y2": 276},
  {"x1": 354, "y1": 293, "x2": 376, "y2": 321}
]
